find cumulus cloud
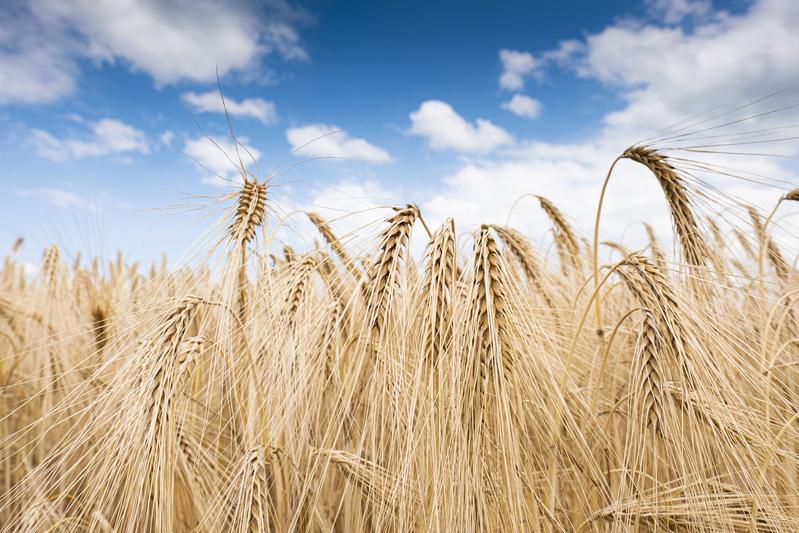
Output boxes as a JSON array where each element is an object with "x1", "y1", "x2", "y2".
[
  {"x1": 286, "y1": 124, "x2": 391, "y2": 162},
  {"x1": 426, "y1": 0, "x2": 799, "y2": 248},
  {"x1": 183, "y1": 136, "x2": 262, "y2": 187},
  {"x1": 501, "y1": 94, "x2": 542, "y2": 119},
  {"x1": 498, "y1": 49, "x2": 541, "y2": 91},
  {"x1": 30, "y1": 118, "x2": 149, "y2": 161},
  {"x1": 565, "y1": 0, "x2": 799, "y2": 137},
  {"x1": 0, "y1": 0, "x2": 309, "y2": 104},
  {"x1": 182, "y1": 91, "x2": 278, "y2": 124},
  {"x1": 409, "y1": 100, "x2": 514, "y2": 153}
]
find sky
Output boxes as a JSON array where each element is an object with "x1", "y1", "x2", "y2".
[{"x1": 1, "y1": 0, "x2": 799, "y2": 270}]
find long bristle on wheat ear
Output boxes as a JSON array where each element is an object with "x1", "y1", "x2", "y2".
[
  {"x1": 622, "y1": 146, "x2": 710, "y2": 269},
  {"x1": 230, "y1": 179, "x2": 267, "y2": 244}
]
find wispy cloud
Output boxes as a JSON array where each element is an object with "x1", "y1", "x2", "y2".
[
  {"x1": 30, "y1": 118, "x2": 149, "y2": 162},
  {"x1": 15, "y1": 188, "x2": 101, "y2": 212},
  {"x1": 182, "y1": 91, "x2": 278, "y2": 124},
  {"x1": 159, "y1": 130, "x2": 175, "y2": 146}
]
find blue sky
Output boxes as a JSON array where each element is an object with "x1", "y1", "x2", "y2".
[{"x1": 1, "y1": 0, "x2": 797, "y2": 269}]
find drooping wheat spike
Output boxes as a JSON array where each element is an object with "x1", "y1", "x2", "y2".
[
  {"x1": 307, "y1": 211, "x2": 359, "y2": 278},
  {"x1": 622, "y1": 146, "x2": 710, "y2": 269},
  {"x1": 282, "y1": 244, "x2": 296, "y2": 264},
  {"x1": 317, "y1": 251, "x2": 344, "y2": 299},
  {"x1": 706, "y1": 216, "x2": 726, "y2": 251},
  {"x1": 618, "y1": 254, "x2": 693, "y2": 387},
  {"x1": 364, "y1": 204, "x2": 419, "y2": 337},
  {"x1": 783, "y1": 188, "x2": 799, "y2": 202},
  {"x1": 602, "y1": 240, "x2": 629, "y2": 258},
  {"x1": 491, "y1": 224, "x2": 557, "y2": 312},
  {"x1": 643, "y1": 222, "x2": 667, "y2": 271},
  {"x1": 420, "y1": 218, "x2": 456, "y2": 367},
  {"x1": 319, "y1": 448, "x2": 419, "y2": 516},
  {"x1": 747, "y1": 205, "x2": 789, "y2": 281},
  {"x1": 490, "y1": 225, "x2": 541, "y2": 286},
  {"x1": 537, "y1": 196, "x2": 582, "y2": 275},
  {"x1": 734, "y1": 228, "x2": 757, "y2": 262},
  {"x1": 284, "y1": 254, "x2": 319, "y2": 327}
]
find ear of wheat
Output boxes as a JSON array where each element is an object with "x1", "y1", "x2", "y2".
[{"x1": 623, "y1": 146, "x2": 710, "y2": 270}]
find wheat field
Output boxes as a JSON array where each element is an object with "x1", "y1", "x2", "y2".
[{"x1": 2, "y1": 142, "x2": 799, "y2": 532}]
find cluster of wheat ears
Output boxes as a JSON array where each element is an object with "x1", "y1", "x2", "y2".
[{"x1": 2, "y1": 143, "x2": 799, "y2": 532}]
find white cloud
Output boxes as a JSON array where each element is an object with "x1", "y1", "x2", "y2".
[
  {"x1": 424, "y1": 0, "x2": 799, "y2": 249},
  {"x1": 0, "y1": 13, "x2": 77, "y2": 104},
  {"x1": 182, "y1": 91, "x2": 278, "y2": 124},
  {"x1": 263, "y1": 21, "x2": 308, "y2": 61},
  {"x1": 0, "y1": 0, "x2": 308, "y2": 104},
  {"x1": 499, "y1": 49, "x2": 541, "y2": 91},
  {"x1": 501, "y1": 94, "x2": 542, "y2": 120},
  {"x1": 30, "y1": 118, "x2": 149, "y2": 161},
  {"x1": 159, "y1": 130, "x2": 175, "y2": 146},
  {"x1": 563, "y1": 0, "x2": 799, "y2": 137},
  {"x1": 409, "y1": 100, "x2": 514, "y2": 153},
  {"x1": 183, "y1": 136, "x2": 262, "y2": 187},
  {"x1": 286, "y1": 124, "x2": 391, "y2": 162},
  {"x1": 15, "y1": 188, "x2": 100, "y2": 212}
]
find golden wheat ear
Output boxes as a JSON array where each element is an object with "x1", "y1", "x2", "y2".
[
  {"x1": 536, "y1": 195, "x2": 582, "y2": 276},
  {"x1": 230, "y1": 179, "x2": 267, "y2": 245},
  {"x1": 419, "y1": 218, "x2": 456, "y2": 368},
  {"x1": 622, "y1": 146, "x2": 712, "y2": 270},
  {"x1": 307, "y1": 211, "x2": 360, "y2": 279},
  {"x1": 363, "y1": 204, "x2": 419, "y2": 337}
]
